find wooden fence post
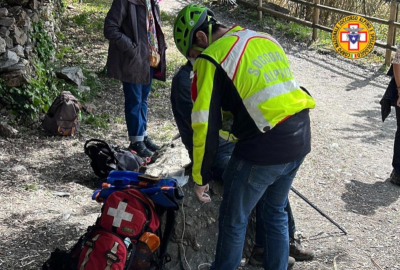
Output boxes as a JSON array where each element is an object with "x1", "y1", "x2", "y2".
[
  {"x1": 258, "y1": 0, "x2": 263, "y2": 20},
  {"x1": 385, "y1": 1, "x2": 398, "y2": 66},
  {"x1": 312, "y1": 0, "x2": 320, "y2": 41}
]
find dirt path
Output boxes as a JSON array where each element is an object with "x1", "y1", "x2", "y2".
[{"x1": 1, "y1": 0, "x2": 399, "y2": 269}]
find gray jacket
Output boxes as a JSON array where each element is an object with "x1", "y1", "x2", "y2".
[{"x1": 104, "y1": 0, "x2": 166, "y2": 84}]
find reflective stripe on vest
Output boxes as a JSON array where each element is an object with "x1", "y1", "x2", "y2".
[
  {"x1": 217, "y1": 28, "x2": 312, "y2": 131},
  {"x1": 221, "y1": 29, "x2": 283, "y2": 81},
  {"x1": 243, "y1": 79, "x2": 300, "y2": 131},
  {"x1": 192, "y1": 110, "x2": 209, "y2": 124}
]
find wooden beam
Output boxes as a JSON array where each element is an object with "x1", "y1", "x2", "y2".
[
  {"x1": 289, "y1": 0, "x2": 400, "y2": 28},
  {"x1": 312, "y1": 0, "x2": 320, "y2": 41},
  {"x1": 386, "y1": 2, "x2": 398, "y2": 65},
  {"x1": 235, "y1": 0, "x2": 398, "y2": 53}
]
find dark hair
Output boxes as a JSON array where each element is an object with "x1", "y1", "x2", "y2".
[{"x1": 192, "y1": 21, "x2": 226, "y2": 45}]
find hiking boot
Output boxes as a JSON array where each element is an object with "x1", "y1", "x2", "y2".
[
  {"x1": 289, "y1": 236, "x2": 314, "y2": 261},
  {"x1": 390, "y1": 170, "x2": 400, "y2": 186},
  {"x1": 144, "y1": 136, "x2": 161, "y2": 152},
  {"x1": 249, "y1": 246, "x2": 295, "y2": 269},
  {"x1": 129, "y1": 141, "x2": 153, "y2": 158}
]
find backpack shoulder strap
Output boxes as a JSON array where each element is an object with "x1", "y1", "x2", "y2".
[
  {"x1": 156, "y1": 208, "x2": 175, "y2": 269},
  {"x1": 84, "y1": 139, "x2": 116, "y2": 158}
]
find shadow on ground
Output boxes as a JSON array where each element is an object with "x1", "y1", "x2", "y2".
[{"x1": 341, "y1": 179, "x2": 400, "y2": 215}]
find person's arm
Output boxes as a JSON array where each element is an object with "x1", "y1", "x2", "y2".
[
  {"x1": 175, "y1": 69, "x2": 194, "y2": 131},
  {"x1": 191, "y1": 58, "x2": 222, "y2": 189},
  {"x1": 170, "y1": 65, "x2": 195, "y2": 160},
  {"x1": 392, "y1": 47, "x2": 400, "y2": 106},
  {"x1": 104, "y1": 0, "x2": 136, "y2": 52}
]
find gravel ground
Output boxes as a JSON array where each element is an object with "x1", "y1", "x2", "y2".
[{"x1": 0, "y1": 0, "x2": 399, "y2": 269}]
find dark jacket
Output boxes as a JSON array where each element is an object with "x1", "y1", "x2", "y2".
[
  {"x1": 381, "y1": 65, "x2": 398, "y2": 122},
  {"x1": 104, "y1": 0, "x2": 166, "y2": 84},
  {"x1": 170, "y1": 62, "x2": 194, "y2": 158},
  {"x1": 234, "y1": 109, "x2": 311, "y2": 165}
]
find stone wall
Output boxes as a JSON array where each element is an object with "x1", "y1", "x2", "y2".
[{"x1": 0, "y1": 0, "x2": 61, "y2": 87}]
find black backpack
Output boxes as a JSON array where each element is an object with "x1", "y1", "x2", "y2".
[
  {"x1": 84, "y1": 139, "x2": 144, "y2": 178},
  {"x1": 42, "y1": 91, "x2": 81, "y2": 136}
]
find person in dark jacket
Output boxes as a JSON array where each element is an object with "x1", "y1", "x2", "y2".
[
  {"x1": 171, "y1": 61, "x2": 314, "y2": 267},
  {"x1": 381, "y1": 47, "x2": 400, "y2": 186},
  {"x1": 104, "y1": 0, "x2": 166, "y2": 158},
  {"x1": 170, "y1": 61, "x2": 234, "y2": 179}
]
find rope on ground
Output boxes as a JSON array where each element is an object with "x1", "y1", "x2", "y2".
[{"x1": 179, "y1": 184, "x2": 192, "y2": 270}]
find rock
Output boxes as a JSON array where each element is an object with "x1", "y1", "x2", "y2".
[
  {"x1": 15, "y1": 9, "x2": 28, "y2": 28},
  {"x1": 52, "y1": 192, "x2": 70, "y2": 197},
  {"x1": 10, "y1": 44, "x2": 24, "y2": 57},
  {"x1": 167, "y1": 181, "x2": 257, "y2": 269},
  {"x1": 78, "y1": 85, "x2": 90, "y2": 93},
  {"x1": 29, "y1": 0, "x2": 38, "y2": 10},
  {"x1": 0, "y1": 36, "x2": 6, "y2": 54},
  {"x1": 29, "y1": 11, "x2": 39, "y2": 23},
  {"x1": 8, "y1": 6, "x2": 22, "y2": 16},
  {"x1": 0, "y1": 69, "x2": 29, "y2": 87},
  {"x1": 6, "y1": 0, "x2": 30, "y2": 7},
  {"x1": 10, "y1": 165, "x2": 27, "y2": 172},
  {"x1": 12, "y1": 25, "x2": 27, "y2": 45},
  {"x1": 0, "y1": 26, "x2": 10, "y2": 38},
  {"x1": 0, "y1": 50, "x2": 19, "y2": 70},
  {"x1": 0, "y1": 17, "x2": 15, "y2": 27},
  {"x1": 89, "y1": 72, "x2": 98, "y2": 79},
  {"x1": 3, "y1": 58, "x2": 29, "y2": 72},
  {"x1": 0, "y1": 121, "x2": 18, "y2": 137},
  {"x1": 56, "y1": 66, "x2": 85, "y2": 86},
  {"x1": 5, "y1": 36, "x2": 13, "y2": 49},
  {"x1": 0, "y1": 8, "x2": 8, "y2": 17},
  {"x1": 83, "y1": 103, "x2": 96, "y2": 115}
]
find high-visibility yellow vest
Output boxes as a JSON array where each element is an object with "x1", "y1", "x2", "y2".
[{"x1": 191, "y1": 26, "x2": 316, "y2": 185}]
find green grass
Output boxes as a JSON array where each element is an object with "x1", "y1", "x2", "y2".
[
  {"x1": 287, "y1": 22, "x2": 312, "y2": 41},
  {"x1": 24, "y1": 184, "x2": 38, "y2": 191},
  {"x1": 55, "y1": 45, "x2": 75, "y2": 60},
  {"x1": 83, "y1": 113, "x2": 111, "y2": 129},
  {"x1": 113, "y1": 117, "x2": 125, "y2": 124},
  {"x1": 161, "y1": 10, "x2": 176, "y2": 26},
  {"x1": 70, "y1": 12, "x2": 106, "y2": 34}
]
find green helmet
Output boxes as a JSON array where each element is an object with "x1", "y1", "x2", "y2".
[{"x1": 173, "y1": 4, "x2": 215, "y2": 57}]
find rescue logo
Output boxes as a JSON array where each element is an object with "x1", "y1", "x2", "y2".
[{"x1": 331, "y1": 15, "x2": 375, "y2": 59}]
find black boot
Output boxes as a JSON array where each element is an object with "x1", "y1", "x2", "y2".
[
  {"x1": 144, "y1": 136, "x2": 161, "y2": 152},
  {"x1": 129, "y1": 141, "x2": 153, "y2": 158}
]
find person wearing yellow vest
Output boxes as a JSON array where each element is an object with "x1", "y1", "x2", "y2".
[{"x1": 173, "y1": 4, "x2": 316, "y2": 270}]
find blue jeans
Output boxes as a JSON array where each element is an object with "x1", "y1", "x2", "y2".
[
  {"x1": 211, "y1": 138, "x2": 235, "y2": 179},
  {"x1": 123, "y1": 68, "x2": 153, "y2": 142},
  {"x1": 213, "y1": 154, "x2": 305, "y2": 270},
  {"x1": 256, "y1": 199, "x2": 296, "y2": 247}
]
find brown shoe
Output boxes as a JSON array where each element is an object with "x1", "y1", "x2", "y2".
[
  {"x1": 289, "y1": 236, "x2": 314, "y2": 261},
  {"x1": 249, "y1": 246, "x2": 295, "y2": 269},
  {"x1": 390, "y1": 170, "x2": 400, "y2": 186}
]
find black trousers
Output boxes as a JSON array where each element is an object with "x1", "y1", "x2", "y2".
[{"x1": 393, "y1": 105, "x2": 400, "y2": 174}]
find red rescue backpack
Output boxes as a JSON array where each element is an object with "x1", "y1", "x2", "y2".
[
  {"x1": 75, "y1": 189, "x2": 160, "y2": 270},
  {"x1": 98, "y1": 189, "x2": 159, "y2": 239},
  {"x1": 77, "y1": 230, "x2": 128, "y2": 270}
]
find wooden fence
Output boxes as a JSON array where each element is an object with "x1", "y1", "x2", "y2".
[{"x1": 236, "y1": 0, "x2": 399, "y2": 65}]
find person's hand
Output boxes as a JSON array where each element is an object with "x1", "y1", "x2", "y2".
[
  {"x1": 397, "y1": 95, "x2": 400, "y2": 107},
  {"x1": 194, "y1": 183, "x2": 211, "y2": 203}
]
